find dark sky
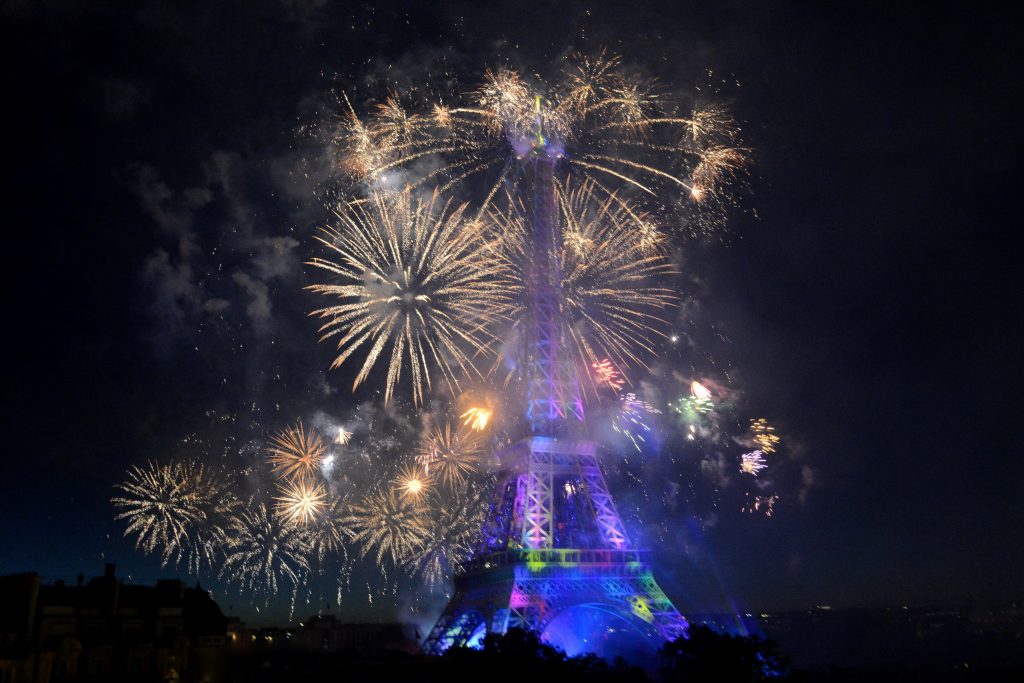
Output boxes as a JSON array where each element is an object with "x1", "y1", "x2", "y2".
[{"x1": 2, "y1": 1, "x2": 1021, "y2": 624}]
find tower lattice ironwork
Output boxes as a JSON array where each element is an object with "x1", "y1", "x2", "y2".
[{"x1": 422, "y1": 120, "x2": 687, "y2": 657}]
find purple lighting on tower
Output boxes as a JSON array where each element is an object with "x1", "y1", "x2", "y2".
[{"x1": 422, "y1": 102, "x2": 687, "y2": 662}]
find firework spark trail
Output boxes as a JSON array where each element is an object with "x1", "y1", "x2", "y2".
[
  {"x1": 612, "y1": 392, "x2": 662, "y2": 451},
  {"x1": 221, "y1": 501, "x2": 313, "y2": 595},
  {"x1": 342, "y1": 487, "x2": 429, "y2": 567},
  {"x1": 335, "y1": 51, "x2": 749, "y2": 230},
  {"x1": 415, "y1": 422, "x2": 483, "y2": 487},
  {"x1": 592, "y1": 358, "x2": 625, "y2": 390},
  {"x1": 307, "y1": 190, "x2": 515, "y2": 405},
  {"x1": 267, "y1": 420, "x2": 326, "y2": 482},
  {"x1": 112, "y1": 460, "x2": 236, "y2": 575}
]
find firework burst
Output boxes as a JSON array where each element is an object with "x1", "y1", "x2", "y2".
[
  {"x1": 592, "y1": 358, "x2": 625, "y2": 391},
  {"x1": 740, "y1": 450, "x2": 767, "y2": 476},
  {"x1": 690, "y1": 380, "x2": 713, "y2": 401},
  {"x1": 112, "y1": 460, "x2": 236, "y2": 574},
  {"x1": 342, "y1": 487, "x2": 429, "y2": 566},
  {"x1": 395, "y1": 463, "x2": 432, "y2": 500},
  {"x1": 335, "y1": 51, "x2": 749, "y2": 230},
  {"x1": 273, "y1": 478, "x2": 328, "y2": 526},
  {"x1": 335, "y1": 426, "x2": 353, "y2": 445},
  {"x1": 490, "y1": 179, "x2": 677, "y2": 380},
  {"x1": 307, "y1": 190, "x2": 514, "y2": 405},
  {"x1": 415, "y1": 422, "x2": 483, "y2": 487},
  {"x1": 750, "y1": 418, "x2": 781, "y2": 454},
  {"x1": 612, "y1": 392, "x2": 662, "y2": 451},
  {"x1": 267, "y1": 421, "x2": 326, "y2": 482},
  {"x1": 221, "y1": 501, "x2": 313, "y2": 595},
  {"x1": 411, "y1": 486, "x2": 488, "y2": 585},
  {"x1": 460, "y1": 406, "x2": 492, "y2": 431},
  {"x1": 309, "y1": 496, "x2": 351, "y2": 564}
]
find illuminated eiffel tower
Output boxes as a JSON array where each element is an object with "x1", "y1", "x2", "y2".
[{"x1": 422, "y1": 106, "x2": 687, "y2": 658}]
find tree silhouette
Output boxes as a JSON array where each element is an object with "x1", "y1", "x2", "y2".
[
  {"x1": 660, "y1": 625, "x2": 790, "y2": 682},
  {"x1": 442, "y1": 628, "x2": 648, "y2": 681}
]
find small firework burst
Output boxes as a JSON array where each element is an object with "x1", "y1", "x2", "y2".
[
  {"x1": 671, "y1": 395, "x2": 714, "y2": 422},
  {"x1": 267, "y1": 421, "x2": 325, "y2": 482},
  {"x1": 460, "y1": 406, "x2": 492, "y2": 431},
  {"x1": 221, "y1": 501, "x2": 313, "y2": 594},
  {"x1": 112, "y1": 460, "x2": 236, "y2": 574},
  {"x1": 740, "y1": 450, "x2": 767, "y2": 476},
  {"x1": 335, "y1": 426, "x2": 353, "y2": 445},
  {"x1": 750, "y1": 418, "x2": 781, "y2": 454},
  {"x1": 690, "y1": 380, "x2": 712, "y2": 401},
  {"x1": 342, "y1": 487, "x2": 429, "y2": 566},
  {"x1": 273, "y1": 478, "x2": 328, "y2": 526},
  {"x1": 416, "y1": 423, "x2": 482, "y2": 487},
  {"x1": 411, "y1": 486, "x2": 488, "y2": 585},
  {"x1": 394, "y1": 463, "x2": 431, "y2": 500}
]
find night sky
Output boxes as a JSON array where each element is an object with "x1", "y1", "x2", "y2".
[{"x1": 2, "y1": 1, "x2": 1021, "y2": 626}]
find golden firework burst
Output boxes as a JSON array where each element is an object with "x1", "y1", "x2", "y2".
[{"x1": 267, "y1": 420, "x2": 325, "y2": 482}]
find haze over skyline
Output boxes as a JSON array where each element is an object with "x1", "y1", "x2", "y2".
[{"x1": 2, "y1": 1, "x2": 1020, "y2": 626}]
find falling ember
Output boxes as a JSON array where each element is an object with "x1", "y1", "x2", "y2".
[
  {"x1": 742, "y1": 493, "x2": 779, "y2": 517},
  {"x1": 740, "y1": 450, "x2": 767, "y2": 476},
  {"x1": 750, "y1": 418, "x2": 781, "y2": 454},
  {"x1": 335, "y1": 427, "x2": 352, "y2": 445},
  {"x1": 460, "y1": 407, "x2": 492, "y2": 431},
  {"x1": 592, "y1": 359, "x2": 625, "y2": 391}
]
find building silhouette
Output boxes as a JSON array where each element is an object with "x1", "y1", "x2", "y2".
[{"x1": 0, "y1": 564, "x2": 228, "y2": 682}]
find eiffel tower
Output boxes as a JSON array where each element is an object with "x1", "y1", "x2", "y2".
[{"x1": 422, "y1": 112, "x2": 688, "y2": 659}]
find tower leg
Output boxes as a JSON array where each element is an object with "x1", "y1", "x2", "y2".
[{"x1": 423, "y1": 551, "x2": 687, "y2": 655}]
